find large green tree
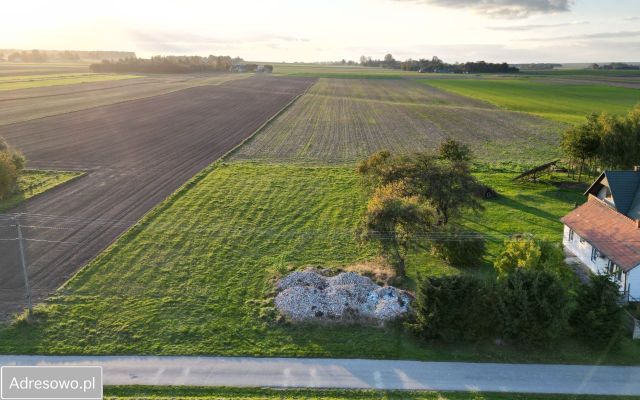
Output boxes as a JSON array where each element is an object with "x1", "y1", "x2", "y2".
[
  {"x1": 359, "y1": 183, "x2": 435, "y2": 277},
  {"x1": 561, "y1": 115, "x2": 601, "y2": 181},
  {"x1": 438, "y1": 138, "x2": 472, "y2": 162},
  {"x1": 357, "y1": 150, "x2": 483, "y2": 225},
  {"x1": 562, "y1": 105, "x2": 640, "y2": 174},
  {"x1": 0, "y1": 137, "x2": 25, "y2": 200}
]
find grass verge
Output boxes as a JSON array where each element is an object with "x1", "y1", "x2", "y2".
[
  {"x1": 104, "y1": 386, "x2": 640, "y2": 400},
  {"x1": 0, "y1": 170, "x2": 83, "y2": 212}
]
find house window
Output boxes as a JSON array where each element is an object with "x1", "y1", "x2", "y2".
[
  {"x1": 568, "y1": 229, "x2": 574, "y2": 241},
  {"x1": 607, "y1": 261, "x2": 623, "y2": 282},
  {"x1": 590, "y1": 246, "x2": 598, "y2": 262}
]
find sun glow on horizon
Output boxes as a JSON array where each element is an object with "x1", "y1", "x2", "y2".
[{"x1": 1, "y1": 0, "x2": 639, "y2": 63}]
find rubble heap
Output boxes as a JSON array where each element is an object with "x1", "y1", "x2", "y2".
[{"x1": 275, "y1": 269, "x2": 411, "y2": 323}]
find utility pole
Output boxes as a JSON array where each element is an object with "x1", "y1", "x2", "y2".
[{"x1": 14, "y1": 215, "x2": 32, "y2": 316}]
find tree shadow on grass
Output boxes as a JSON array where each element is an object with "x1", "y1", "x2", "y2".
[{"x1": 492, "y1": 196, "x2": 562, "y2": 224}]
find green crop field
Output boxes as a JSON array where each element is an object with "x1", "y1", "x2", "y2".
[
  {"x1": 0, "y1": 73, "x2": 140, "y2": 91},
  {"x1": 104, "y1": 386, "x2": 640, "y2": 400},
  {"x1": 232, "y1": 78, "x2": 562, "y2": 165},
  {"x1": 2, "y1": 162, "x2": 638, "y2": 364},
  {"x1": 423, "y1": 78, "x2": 640, "y2": 124},
  {"x1": 0, "y1": 170, "x2": 82, "y2": 212},
  {"x1": 528, "y1": 68, "x2": 640, "y2": 78}
]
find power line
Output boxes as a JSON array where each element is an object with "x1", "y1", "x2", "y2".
[
  {"x1": 3, "y1": 212, "x2": 640, "y2": 243},
  {"x1": 14, "y1": 216, "x2": 32, "y2": 316}
]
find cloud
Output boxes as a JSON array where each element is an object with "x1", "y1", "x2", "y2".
[
  {"x1": 127, "y1": 29, "x2": 309, "y2": 54},
  {"x1": 489, "y1": 21, "x2": 588, "y2": 31},
  {"x1": 521, "y1": 30, "x2": 640, "y2": 41},
  {"x1": 624, "y1": 16, "x2": 640, "y2": 21},
  {"x1": 395, "y1": 0, "x2": 573, "y2": 18}
]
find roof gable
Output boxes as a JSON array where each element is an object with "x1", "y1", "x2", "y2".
[
  {"x1": 606, "y1": 171, "x2": 640, "y2": 216},
  {"x1": 585, "y1": 171, "x2": 640, "y2": 218}
]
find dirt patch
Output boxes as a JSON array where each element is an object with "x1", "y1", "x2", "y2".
[{"x1": 341, "y1": 260, "x2": 396, "y2": 285}]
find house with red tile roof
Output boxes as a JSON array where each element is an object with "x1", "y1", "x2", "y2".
[{"x1": 561, "y1": 169, "x2": 640, "y2": 302}]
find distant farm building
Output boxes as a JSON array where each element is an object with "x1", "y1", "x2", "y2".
[
  {"x1": 231, "y1": 64, "x2": 273, "y2": 73},
  {"x1": 231, "y1": 64, "x2": 247, "y2": 73},
  {"x1": 561, "y1": 168, "x2": 640, "y2": 302}
]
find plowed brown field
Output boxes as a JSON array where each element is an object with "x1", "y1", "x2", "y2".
[
  {"x1": 0, "y1": 76, "x2": 314, "y2": 318},
  {"x1": 0, "y1": 73, "x2": 249, "y2": 125}
]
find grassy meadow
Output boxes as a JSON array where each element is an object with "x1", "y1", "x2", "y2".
[
  {"x1": 423, "y1": 78, "x2": 640, "y2": 124},
  {"x1": 0, "y1": 73, "x2": 139, "y2": 91},
  {"x1": 105, "y1": 386, "x2": 640, "y2": 400},
  {"x1": 2, "y1": 162, "x2": 639, "y2": 364},
  {"x1": 0, "y1": 170, "x2": 82, "y2": 212},
  {"x1": 405, "y1": 171, "x2": 586, "y2": 285}
]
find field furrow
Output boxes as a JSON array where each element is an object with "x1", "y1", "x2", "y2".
[{"x1": 232, "y1": 78, "x2": 563, "y2": 164}]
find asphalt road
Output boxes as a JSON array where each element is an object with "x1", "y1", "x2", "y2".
[
  {"x1": 1, "y1": 355, "x2": 640, "y2": 395},
  {"x1": 0, "y1": 76, "x2": 314, "y2": 319}
]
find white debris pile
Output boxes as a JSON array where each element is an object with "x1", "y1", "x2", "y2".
[{"x1": 275, "y1": 269, "x2": 411, "y2": 323}]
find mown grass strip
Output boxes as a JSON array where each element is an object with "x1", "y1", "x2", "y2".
[{"x1": 104, "y1": 386, "x2": 640, "y2": 400}]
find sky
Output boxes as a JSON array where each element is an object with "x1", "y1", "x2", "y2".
[{"x1": 1, "y1": 0, "x2": 639, "y2": 63}]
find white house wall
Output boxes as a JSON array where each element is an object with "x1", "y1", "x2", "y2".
[
  {"x1": 563, "y1": 225, "x2": 609, "y2": 273},
  {"x1": 563, "y1": 225, "x2": 630, "y2": 294},
  {"x1": 628, "y1": 267, "x2": 640, "y2": 301}
]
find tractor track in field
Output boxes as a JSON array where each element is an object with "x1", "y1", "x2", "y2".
[{"x1": 0, "y1": 75, "x2": 315, "y2": 319}]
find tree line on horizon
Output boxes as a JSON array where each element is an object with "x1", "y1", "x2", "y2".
[
  {"x1": 0, "y1": 49, "x2": 136, "y2": 62},
  {"x1": 591, "y1": 62, "x2": 639, "y2": 71},
  {"x1": 335, "y1": 54, "x2": 519, "y2": 73},
  {"x1": 90, "y1": 55, "x2": 243, "y2": 74}
]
